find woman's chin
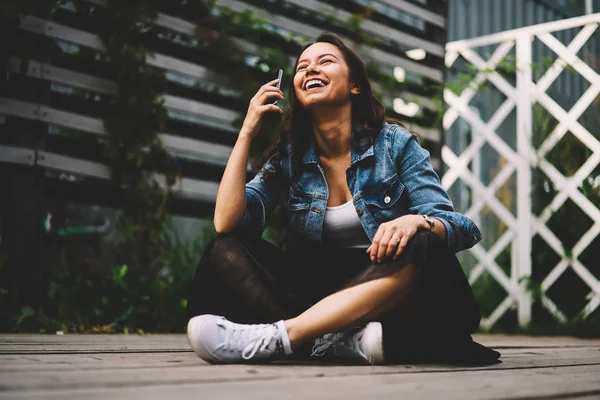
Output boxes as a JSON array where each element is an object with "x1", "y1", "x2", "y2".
[{"x1": 299, "y1": 95, "x2": 347, "y2": 109}]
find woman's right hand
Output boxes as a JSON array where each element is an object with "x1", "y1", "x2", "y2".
[{"x1": 239, "y1": 78, "x2": 284, "y2": 139}]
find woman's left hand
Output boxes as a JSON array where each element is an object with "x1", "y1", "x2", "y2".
[{"x1": 366, "y1": 215, "x2": 424, "y2": 264}]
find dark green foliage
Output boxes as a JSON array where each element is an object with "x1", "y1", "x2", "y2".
[{"x1": 0, "y1": 221, "x2": 216, "y2": 333}]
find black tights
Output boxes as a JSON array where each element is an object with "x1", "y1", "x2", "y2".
[{"x1": 187, "y1": 230, "x2": 500, "y2": 365}]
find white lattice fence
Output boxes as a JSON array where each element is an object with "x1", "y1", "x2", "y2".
[{"x1": 443, "y1": 13, "x2": 600, "y2": 329}]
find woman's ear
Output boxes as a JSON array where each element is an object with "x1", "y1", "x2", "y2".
[{"x1": 351, "y1": 84, "x2": 360, "y2": 95}]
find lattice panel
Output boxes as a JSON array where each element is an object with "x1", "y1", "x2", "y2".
[{"x1": 443, "y1": 14, "x2": 600, "y2": 329}]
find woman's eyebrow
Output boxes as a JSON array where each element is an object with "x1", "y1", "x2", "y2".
[{"x1": 297, "y1": 53, "x2": 339, "y2": 65}]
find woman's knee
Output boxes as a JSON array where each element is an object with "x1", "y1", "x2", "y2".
[{"x1": 199, "y1": 233, "x2": 248, "y2": 273}]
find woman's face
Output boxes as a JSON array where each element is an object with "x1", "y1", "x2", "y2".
[{"x1": 293, "y1": 42, "x2": 359, "y2": 110}]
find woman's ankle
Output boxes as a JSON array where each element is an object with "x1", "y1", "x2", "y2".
[{"x1": 283, "y1": 318, "x2": 306, "y2": 350}]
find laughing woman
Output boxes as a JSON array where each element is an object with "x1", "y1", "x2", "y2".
[{"x1": 186, "y1": 32, "x2": 500, "y2": 365}]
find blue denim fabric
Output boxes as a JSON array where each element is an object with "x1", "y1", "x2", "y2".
[{"x1": 235, "y1": 122, "x2": 481, "y2": 253}]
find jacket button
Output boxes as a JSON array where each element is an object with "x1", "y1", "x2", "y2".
[
  {"x1": 384, "y1": 195, "x2": 391, "y2": 204},
  {"x1": 355, "y1": 207, "x2": 363, "y2": 216},
  {"x1": 347, "y1": 169, "x2": 356, "y2": 177},
  {"x1": 311, "y1": 207, "x2": 322, "y2": 214}
]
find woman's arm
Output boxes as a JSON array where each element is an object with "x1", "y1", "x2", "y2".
[
  {"x1": 393, "y1": 127, "x2": 481, "y2": 253},
  {"x1": 213, "y1": 78, "x2": 283, "y2": 234},
  {"x1": 213, "y1": 133, "x2": 253, "y2": 234},
  {"x1": 367, "y1": 129, "x2": 481, "y2": 261}
]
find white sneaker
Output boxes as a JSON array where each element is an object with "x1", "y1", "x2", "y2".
[
  {"x1": 311, "y1": 322, "x2": 384, "y2": 365},
  {"x1": 187, "y1": 315, "x2": 292, "y2": 364}
]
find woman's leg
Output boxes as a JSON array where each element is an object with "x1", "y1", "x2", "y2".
[
  {"x1": 186, "y1": 234, "x2": 299, "y2": 324},
  {"x1": 377, "y1": 231, "x2": 497, "y2": 364},
  {"x1": 284, "y1": 261, "x2": 420, "y2": 349},
  {"x1": 284, "y1": 230, "x2": 481, "y2": 354}
]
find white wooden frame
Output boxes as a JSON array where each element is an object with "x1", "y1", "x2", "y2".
[{"x1": 443, "y1": 13, "x2": 600, "y2": 329}]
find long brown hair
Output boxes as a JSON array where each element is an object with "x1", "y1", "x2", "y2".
[{"x1": 263, "y1": 32, "x2": 402, "y2": 179}]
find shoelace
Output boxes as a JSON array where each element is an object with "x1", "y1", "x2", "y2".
[
  {"x1": 216, "y1": 321, "x2": 280, "y2": 360},
  {"x1": 311, "y1": 333, "x2": 342, "y2": 357},
  {"x1": 311, "y1": 329, "x2": 364, "y2": 358}
]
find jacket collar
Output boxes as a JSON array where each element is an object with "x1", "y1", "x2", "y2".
[{"x1": 301, "y1": 124, "x2": 374, "y2": 166}]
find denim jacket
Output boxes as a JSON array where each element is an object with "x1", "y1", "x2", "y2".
[{"x1": 235, "y1": 122, "x2": 481, "y2": 253}]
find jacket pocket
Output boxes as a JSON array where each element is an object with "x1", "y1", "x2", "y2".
[
  {"x1": 363, "y1": 175, "x2": 406, "y2": 223},
  {"x1": 287, "y1": 188, "x2": 311, "y2": 235}
]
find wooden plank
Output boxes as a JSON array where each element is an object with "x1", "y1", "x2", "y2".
[
  {"x1": 0, "y1": 334, "x2": 599, "y2": 399},
  {"x1": 0, "y1": 344, "x2": 599, "y2": 390},
  {"x1": 1, "y1": 364, "x2": 599, "y2": 400},
  {"x1": 1, "y1": 345, "x2": 599, "y2": 374},
  {"x1": 474, "y1": 334, "x2": 600, "y2": 348},
  {"x1": 0, "y1": 334, "x2": 189, "y2": 354},
  {"x1": 3, "y1": 334, "x2": 599, "y2": 352}
]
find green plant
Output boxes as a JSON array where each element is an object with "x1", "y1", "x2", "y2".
[
  {"x1": 97, "y1": 0, "x2": 183, "y2": 317},
  {"x1": 0, "y1": 217, "x2": 217, "y2": 333}
]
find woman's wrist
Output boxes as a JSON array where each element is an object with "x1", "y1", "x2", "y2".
[
  {"x1": 238, "y1": 130, "x2": 255, "y2": 142},
  {"x1": 420, "y1": 214, "x2": 435, "y2": 231}
]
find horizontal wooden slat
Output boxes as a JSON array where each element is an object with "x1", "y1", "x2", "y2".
[
  {"x1": 217, "y1": 0, "x2": 444, "y2": 79},
  {"x1": 40, "y1": 105, "x2": 107, "y2": 134},
  {"x1": 162, "y1": 95, "x2": 240, "y2": 124},
  {"x1": 0, "y1": 97, "x2": 105, "y2": 134},
  {"x1": 37, "y1": 151, "x2": 112, "y2": 179},
  {"x1": 73, "y1": 0, "x2": 443, "y2": 81},
  {"x1": 0, "y1": 98, "x2": 234, "y2": 167},
  {"x1": 0, "y1": 145, "x2": 36, "y2": 166},
  {"x1": 147, "y1": 53, "x2": 211, "y2": 81},
  {"x1": 0, "y1": 97, "x2": 39, "y2": 120},
  {"x1": 375, "y1": 0, "x2": 446, "y2": 28},
  {"x1": 9, "y1": 57, "x2": 117, "y2": 94},
  {"x1": 284, "y1": 0, "x2": 445, "y2": 54},
  {"x1": 6, "y1": 58, "x2": 243, "y2": 131},
  {"x1": 20, "y1": 15, "x2": 106, "y2": 51},
  {"x1": 158, "y1": 134, "x2": 232, "y2": 166},
  {"x1": 36, "y1": 151, "x2": 219, "y2": 201}
]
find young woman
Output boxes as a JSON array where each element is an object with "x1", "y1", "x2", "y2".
[{"x1": 186, "y1": 32, "x2": 500, "y2": 365}]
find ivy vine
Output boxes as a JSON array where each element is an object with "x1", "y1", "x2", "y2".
[{"x1": 98, "y1": 0, "x2": 180, "y2": 275}]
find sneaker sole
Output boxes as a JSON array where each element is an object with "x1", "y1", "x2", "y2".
[
  {"x1": 362, "y1": 322, "x2": 385, "y2": 365},
  {"x1": 187, "y1": 315, "x2": 224, "y2": 364}
]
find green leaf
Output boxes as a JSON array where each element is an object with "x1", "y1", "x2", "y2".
[
  {"x1": 119, "y1": 264, "x2": 128, "y2": 279},
  {"x1": 16, "y1": 306, "x2": 34, "y2": 324}
]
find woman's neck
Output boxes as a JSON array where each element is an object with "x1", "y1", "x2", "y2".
[{"x1": 311, "y1": 108, "x2": 352, "y2": 160}]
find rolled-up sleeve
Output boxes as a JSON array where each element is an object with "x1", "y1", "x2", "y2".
[
  {"x1": 233, "y1": 154, "x2": 284, "y2": 237},
  {"x1": 394, "y1": 130, "x2": 481, "y2": 253}
]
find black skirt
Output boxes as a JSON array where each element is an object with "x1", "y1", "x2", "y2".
[{"x1": 187, "y1": 229, "x2": 501, "y2": 365}]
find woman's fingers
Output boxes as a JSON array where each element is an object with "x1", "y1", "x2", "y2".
[
  {"x1": 369, "y1": 228, "x2": 384, "y2": 262},
  {"x1": 376, "y1": 229, "x2": 395, "y2": 263},
  {"x1": 264, "y1": 78, "x2": 281, "y2": 87},
  {"x1": 257, "y1": 104, "x2": 283, "y2": 114},
  {"x1": 385, "y1": 234, "x2": 400, "y2": 258},
  {"x1": 258, "y1": 90, "x2": 284, "y2": 105},
  {"x1": 393, "y1": 235, "x2": 409, "y2": 260},
  {"x1": 242, "y1": 80, "x2": 283, "y2": 138},
  {"x1": 255, "y1": 80, "x2": 283, "y2": 98}
]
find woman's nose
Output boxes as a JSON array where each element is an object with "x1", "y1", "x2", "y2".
[{"x1": 305, "y1": 63, "x2": 320, "y2": 74}]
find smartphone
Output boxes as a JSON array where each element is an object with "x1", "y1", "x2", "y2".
[{"x1": 272, "y1": 69, "x2": 283, "y2": 105}]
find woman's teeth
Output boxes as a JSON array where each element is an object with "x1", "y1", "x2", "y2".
[{"x1": 305, "y1": 79, "x2": 326, "y2": 90}]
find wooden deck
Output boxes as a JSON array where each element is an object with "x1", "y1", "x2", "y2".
[{"x1": 1, "y1": 333, "x2": 599, "y2": 399}]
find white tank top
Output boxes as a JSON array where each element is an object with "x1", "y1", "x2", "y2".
[{"x1": 322, "y1": 199, "x2": 371, "y2": 248}]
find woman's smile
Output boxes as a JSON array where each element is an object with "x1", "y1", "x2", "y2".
[
  {"x1": 304, "y1": 79, "x2": 329, "y2": 91},
  {"x1": 293, "y1": 42, "x2": 357, "y2": 109}
]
